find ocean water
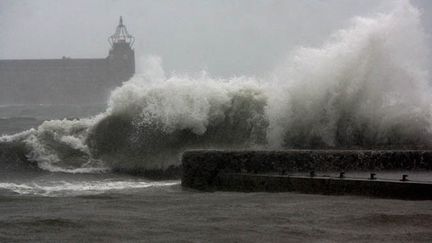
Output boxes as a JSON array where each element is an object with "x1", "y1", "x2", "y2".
[
  {"x1": 0, "y1": 185, "x2": 432, "y2": 242},
  {"x1": 1, "y1": 1, "x2": 432, "y2": 241}
]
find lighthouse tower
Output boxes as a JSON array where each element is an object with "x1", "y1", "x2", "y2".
[{"x1": 107, "y1": 16, "x2": 135, "y2": 82}]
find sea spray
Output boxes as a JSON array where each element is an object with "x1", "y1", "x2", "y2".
[
  {"x1": 1, "y1": 0, "x2": 431, "y2": 173},
  {"x1": 267, "y1": 1, "x2": 432, "y2": 148}
]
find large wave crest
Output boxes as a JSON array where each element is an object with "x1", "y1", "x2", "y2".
[{"x1": 1, "y1": 1, "x2": 431, "y2": 173}]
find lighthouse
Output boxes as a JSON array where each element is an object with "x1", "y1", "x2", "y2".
[{"x1": 107, "y1": 16, "x2": 135, "y2": 83}]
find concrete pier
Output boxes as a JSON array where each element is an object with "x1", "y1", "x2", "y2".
[
  {"x1": 181, "y1": 150, "x2": 432, "y2": 199},
  {"x1": 216, "y1": 173, "x2": 432, "y2": 200}
]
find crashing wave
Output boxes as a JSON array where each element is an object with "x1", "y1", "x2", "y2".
[
  {"x1": 267, "y1": 1, "x2": 432, "y2": 148},
  {"x1": 1, "y1": 1, "x2": 431, "y2": 173}
]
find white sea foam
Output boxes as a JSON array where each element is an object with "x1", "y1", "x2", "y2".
[
  {"x1": 267, "y1": 1, "x2": 432, "y2": 147},
  {"x1": 0, "y1": 180, "x2": 179, "y2": 196}
]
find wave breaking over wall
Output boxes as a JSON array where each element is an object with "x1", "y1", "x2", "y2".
[{"x1": 1, "y1": 1, "x2": 432, "y2": 173}]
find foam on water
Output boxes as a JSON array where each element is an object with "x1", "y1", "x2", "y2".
[
  {"x1": 0, "y1": 180, "x2": 179, "y2": 197},
  {"x1": 1, "y1": 0, "x2": 431, "y2": 173}
]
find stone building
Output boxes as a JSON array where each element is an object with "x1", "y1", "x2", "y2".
[{"x1": 0, "y1": 17, "x2": 135, "y2": 105}]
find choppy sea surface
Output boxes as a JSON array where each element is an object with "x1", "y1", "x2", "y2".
[{"x1": 0, "y1": 180, "x2": 432, "y2": 242}]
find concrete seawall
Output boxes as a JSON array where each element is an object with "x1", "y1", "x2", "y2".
[{"x1": 181, "y1": 150, "x2": 432, "y2": 199}]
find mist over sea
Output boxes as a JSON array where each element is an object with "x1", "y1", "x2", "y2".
[{"x1": 0, "y1": 1, "x2": 432, "y2": 241}]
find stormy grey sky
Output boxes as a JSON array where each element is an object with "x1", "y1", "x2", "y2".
[{"x1": 0, "y1": 0, "x2": 431, "y2": 77}]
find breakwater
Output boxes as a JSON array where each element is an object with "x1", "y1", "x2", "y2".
[
  {"x1": 0, "y1": 17, "x2": 134, "y2": 105},
  {"x1": 181, "y1": 150, "x2": 432, "y2": 199}
]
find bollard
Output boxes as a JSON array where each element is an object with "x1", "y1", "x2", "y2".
[
  {"x1": 310, "y1": 171, "x2": 315, "y2": 177},
  {"x1": 370, "y1": 173, "x2": 376, "y2": 180},
  {"x1": 339, "y1": 172, "x2": 345, "y2": 179},
  {"x1": 401, "y1": 174, "x2": 409, "y2": 181}
]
